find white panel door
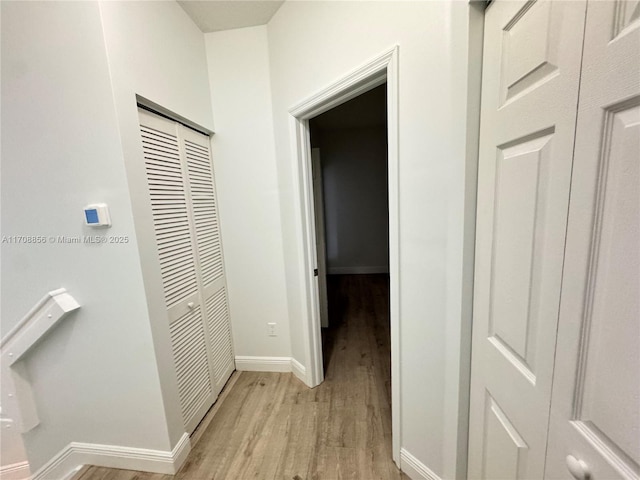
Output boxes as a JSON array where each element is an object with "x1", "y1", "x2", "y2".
[
  {"x1": 311, "y1": 148, "x2": 329, "y2": 329},
  {"x1": 544, "y1": 2, "x2": 640, "y2": 479},
  {"x1": 468, "y1": 1, "x2": 587, "y2": 478}
]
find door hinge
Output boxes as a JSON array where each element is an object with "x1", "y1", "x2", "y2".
[{"x1": 314, "y1": 268, "x2": 318, "y2": 277}]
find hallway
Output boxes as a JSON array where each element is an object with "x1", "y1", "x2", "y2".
[{"x1": 76, "y1": 275, "x2": 406, "y2": 480}]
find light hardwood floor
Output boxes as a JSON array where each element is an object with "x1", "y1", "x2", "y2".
[{"x1": 75, "y1": 274, "x2": 407, "y2": 480}]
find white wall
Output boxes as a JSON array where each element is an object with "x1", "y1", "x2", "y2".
[
  {"x1": 1, "y1": 0, "x2": 222, "y2": 471},
  {"x1": 266, "y1": 2, "x2": 480, "y2": 478},
  {"x1": 97, "y1": 0, "x2": 217, "y2": 447},
  {"x1": 315, "y1": 127, "x2": 389, "y2": 273},
  {"x1": 203, "y1": 26, "x2": 291, "y2": 360},
  {"x1": 1, "y1": 1, "x2": 172, "y2": 470},
  {"x1": 2, "y1": 1, "x2": 481, "y2": 477}
]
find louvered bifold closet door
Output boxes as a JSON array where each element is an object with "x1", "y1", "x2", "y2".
[
  {"x1": 138, "y1": 108, "x2": 220, "y2": 434},
  {"x1": 180, "y1": 126, "x2": 235, "y2": 393}
]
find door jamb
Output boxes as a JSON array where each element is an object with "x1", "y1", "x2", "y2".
[{"x1": 288, "y1": 45, "x2": 400, "y2": 463}]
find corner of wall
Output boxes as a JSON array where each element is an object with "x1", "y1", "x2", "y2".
[{"x1": 202, "y1": 25, "x2": 293, "y2": 364}]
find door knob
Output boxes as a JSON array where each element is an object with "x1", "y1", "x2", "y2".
[
  {"x1": 566, "y1": 455, "x2": 591, "y2": 480},
  {"x1": 187, "y1": 302, "x2": 195, "y2": 309}
]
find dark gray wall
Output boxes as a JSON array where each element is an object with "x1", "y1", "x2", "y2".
[{"x1": 314, "y1": 126, "x2": 389, "y2": 273}]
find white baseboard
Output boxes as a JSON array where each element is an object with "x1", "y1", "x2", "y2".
[
  {"x1": 171, "y1": 432, "x2": 191, "y2": 471},
  {"x1": 0, "y1": 461, "x2": 30, "y2": 480},
  {"x1": 235, "y1": 356, "x2": 307, "y2": 383},
  {"x1": 400, "y1": 449, "x2": 441, "y2": 480},
  {"x1": 30, "y1": 443, "x2": 78, "y2": 480},
  {"x1": 290, "y1": 358, "x2": 307, "y2": 383},
  {"x1": 32, "y1": 433, "x2": 190, "y2": 480},
  {"x1": 327, "y1": 266, "x2": 389, "y2": 275},
  {"x1": 235, "y1": 356, "x2": 292, "y2": 372}
]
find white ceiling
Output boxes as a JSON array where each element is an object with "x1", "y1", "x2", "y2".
[{"x1": 178, "y1": 1, "x2": 284, "y2": 33}]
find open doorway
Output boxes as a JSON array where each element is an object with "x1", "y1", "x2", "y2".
[
  {"x1": 287, "y1": 46, "x2": 400, "y2": 462},
  {"x1": 308, "y1": 85, "x2": 390, "y2": 380}
]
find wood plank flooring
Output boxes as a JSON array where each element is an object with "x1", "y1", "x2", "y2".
[{"x1": 75, "y1": 274, "x2": 406, "y2": 480}]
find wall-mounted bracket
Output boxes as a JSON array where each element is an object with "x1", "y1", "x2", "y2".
[{"x1": 1, "y1": 289, "x2": 80, "y2": 432}]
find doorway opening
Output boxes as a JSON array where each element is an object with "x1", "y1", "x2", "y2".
[
  {"x1": 308, "y1": 85, "x2": 390, "y2": 385},
  {"x1": 288, "y1": 46, "x2": 399, "y2": 462}
]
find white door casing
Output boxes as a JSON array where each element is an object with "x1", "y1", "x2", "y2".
[
  {"x1": 138, "y1": 109, "x2": 234, "y2": 434},
  {"x1": 468, "y1": 1, "x2": 587, "y2": 478},
  {"x1": 544, "y1": 1, "x2": 640, "y2": 479},
  {"x1": 311, "y1": 148, "x2": 329, "y2": 329}
]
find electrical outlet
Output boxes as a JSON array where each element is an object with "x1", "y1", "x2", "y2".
[{"x1": 267, "y1": 322, "x2": 277, "y2": 337}]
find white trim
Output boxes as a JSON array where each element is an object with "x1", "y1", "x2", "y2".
[
  {"x1": 0, "y1": 461, "x2": 30, "y2": 480},
  {"x1": 289, "y1": 52, "x2": 390, "y2": 119},
  {"x1": 170, "y1": 432, "x2": 191, "y2": 474},
  {"x1": 327, "y1": 266, "x2": 389, "y2": 275},
  {"x1": 0, "y1": 289, "x2": 80, "y2": 360},
  {"x1": 32, "y1": 433, "x2": 191, "y2": 480},
  {"x1": 31, "y1": 446, "x2": 79, "y2": 480},
  {"x1": 234, "y1": 356, "x2": 307, "y2": 381},
  {"x1": 290, "y1": 357, "x2": 306, "y2": 382},
  {"x1": 287, "y1": 45, "x2": 401, "y2": 464},
  {"x1": 235, "y1": 356, "x2": 291, "y2": 372},
  {"x1": 400, "y1": 449, "x2": 442, "y2": 480},
  {"x1": 136, "y1": 95, "x2": 214, "y2": 136}
]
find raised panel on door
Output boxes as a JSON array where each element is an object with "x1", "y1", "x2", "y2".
[
  {"x1": 545, "y1": 2, "x2": 640, "y2": 478},
  {"x1": 138, "y1": 109, "x2": 216, "y2": 433},
  {"x1": 468, "y1": 1, "x2": 587, "y2": 478},
  {"x1": 181, "y1": 126, "x2": 235, "y2": 395},
  {"x1": 489, "y1": 129, "x2": 554, "y2": 384},
  {"x1": 482, "y1": 393, "x2": 529, "y2": 480}
]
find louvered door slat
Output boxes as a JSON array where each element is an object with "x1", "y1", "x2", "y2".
[
  {"x1": 144, "y1": 162, "x2": 182, "y2": 174},
  {"x1": 158, "y1": 252, "x2": 194, "y2": 271},
  {"x1": 141, "y1": 144, "x2": 181, "y2": 158},
  {"x1": 156, "y1": 224, "x2": 191, "y2": 233},
  {"x1": 157, "y1": 240, "x2": 191, "y2": 253},
  {"x1": 142, "y1": 127, "x2": 177, "y2": 141},
  {"x1": 157, "y1": 242, "x2": 192, "y2": 255}
]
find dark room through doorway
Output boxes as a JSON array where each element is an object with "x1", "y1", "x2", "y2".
[{"x1": 308, "y1": 83, "x2": 391, "y2": 414}]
